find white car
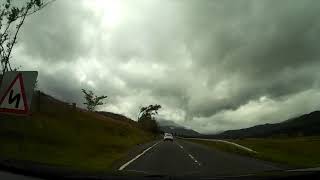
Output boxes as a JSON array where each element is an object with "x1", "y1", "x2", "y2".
[{"x1": 163, "y1": 133, "x2": 173, "y2": 141}]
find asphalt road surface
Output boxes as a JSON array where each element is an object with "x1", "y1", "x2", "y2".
[
  {"x1": 0, "y1": 171, "x2": 42, "y2": 180},
  {"x1": 0, "y1": 139, "x2": 283, "y2": 179},
  {"x1": 122, "y1": 139, "x2": 282, "y2": 176}
]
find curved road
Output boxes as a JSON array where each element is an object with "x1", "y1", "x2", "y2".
[
  {"x1": 0, "y1": 139, "x2": 282, "y2": 179},
  {"x1": 122, "y1": 139, "x2": 281, "y2": 176}
]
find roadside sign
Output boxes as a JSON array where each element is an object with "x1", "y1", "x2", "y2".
[{"x1": 0, "y1": 71, "x2": 38, "y2": 115}]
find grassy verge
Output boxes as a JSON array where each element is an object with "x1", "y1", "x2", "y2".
[
  {"x1": 188, "y1": 139, "x2": 255, "y2": 157},
  {"x1": 0, "y1": 103, "x2": 154, "y2": 172},
  {"x1": 188, "y1": 137, "x2": 320, "y2": 168}
]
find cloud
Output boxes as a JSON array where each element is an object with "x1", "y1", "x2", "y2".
[
  {"x1": 190, "y1": 89, "x2": 320, "y2": 134},
  {"x1": 17, "y1": 0, "x2": 108, "y2": 65},
  {"x1": 8, "y1": 0, "x2": 320, "y2": 133}
]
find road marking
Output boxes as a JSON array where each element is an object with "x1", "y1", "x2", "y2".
[
  {"x1": 175, "y1": 141, "x2": 201, "y2": 166},
  {"x1": 125, "y1": 169, "x2": 150, "y2": 174},
  {"x1": 184, "y1": 138, "x2": 257, "y2": 153},
  {"x1": 118, "y1": 141, "x2": 161, "y2": 171},
  {"x1": 177, "y1": 143, "x2": 184, "y2": 149},
  {"x1": 188, "y1": 154, "x2": 201, "y2": 166},
  {"x1": 287, "y1": 167, "x2": 320, "y2": 172}
]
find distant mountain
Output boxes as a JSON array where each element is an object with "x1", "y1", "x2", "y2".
[
  {"x1": 203, "y1": 111, "x2": 320, "y2": 139},
  {"x1": 157, "y1": 119, "x2": 201, "y2": 137},
  {"x1": 160, "y1": 126, "x2": 200, "y2": 137},
  {"x1": 157, "y1": 119, "x2": 184, "y2": 127}
]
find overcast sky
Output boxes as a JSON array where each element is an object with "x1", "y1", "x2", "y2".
[{"x1": 10, "y1": 0, "x2": 320, "y2": 133}]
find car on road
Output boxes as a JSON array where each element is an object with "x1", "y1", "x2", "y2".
[{"x1": 163, "y1": 133, "x2": 174, "y2": 141}]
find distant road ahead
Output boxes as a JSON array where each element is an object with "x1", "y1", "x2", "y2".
[{"x1": 121, "y1": 139, "x2": 282, "y2": 176}]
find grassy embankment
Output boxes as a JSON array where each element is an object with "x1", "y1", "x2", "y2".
[
  {"x1": 189, "y1": 136, "x2": 320, "y2": 168},
  {"x1": 0, "y1": 92, "x2": 155, "y2": 172}
]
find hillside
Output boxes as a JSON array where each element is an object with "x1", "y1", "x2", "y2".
[
  {"x1": 157, "y1": 119, "x2": 200, "y2": 137},
  {"x1": 205, "y1": 111, "x2": 320, "y2": 139},
  {"x1": 0, "y1": 91, "x2": 154, "y2": 171},
  {"x1": 157, "y1": 119, "x2": 183, "y2": 127},
  {"x1": 160, "y1": 126, "x2": 200, "y2": 137},
  {"x1": 96, "y1": 111, "x2": 136, "y2": 125}
]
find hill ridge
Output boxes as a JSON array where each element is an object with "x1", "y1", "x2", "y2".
[{"x1": 202, "y1": 110, "x2": 320, "y2": 139}]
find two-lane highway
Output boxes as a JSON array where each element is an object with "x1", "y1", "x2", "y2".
[
  {"x1": 121, "y1": 139, "x2": 282, "y2": 176},
  {"x1": 0, "y1": 139, "x2": 283, "y2": 179},
  {"x1": 122, "y1": 139, "x2": 201, "y2": 175}
]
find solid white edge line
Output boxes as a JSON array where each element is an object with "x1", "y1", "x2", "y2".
[
  {"x1": 287, "y1": 167, "x2": 320, "y2": 172},
  {"x1": 118, "y1": 141, "x2": 161, "y2": 171},
  {"x1": 184, "y1": 138, "x2": 257, "y2": 153}
]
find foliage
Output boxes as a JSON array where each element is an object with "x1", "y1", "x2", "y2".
[
  {"x1": 0, "y1": 0, "x2": 54, "y2": 75},
  {"x1": 138, "y1": 104, "x2": 161, "y2": 120},
  {"x1": 190, "y1": 137, "x2": 320, "y2": 168},
  {"x1": 0, "y1": 93, "x2": 154, "y2": 171},
  {"x1": 81, "y1": 89, "x2": 107, "y2": 111},
  {"x1": 232, "y1": 137, "x2": 320, "y2": 168},
  {"x1": 138, "y1": 104, "x2": 161, "y2": 133}
]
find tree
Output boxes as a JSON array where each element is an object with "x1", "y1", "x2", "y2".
[
  {"x1": 0, "y1": 0, "x2": 54, "y2": 76},
  {"x1": 138, "y1": 104, "x2": 161, "y2": 120},
  {"x1": 138, "y1": 104, "x2": 161, "y2": 133},
  {"x1": 81, "y1": 89, "x2": 107, "y2": 111}
]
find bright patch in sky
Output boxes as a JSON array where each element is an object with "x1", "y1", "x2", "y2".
[{"x1": 84, "y1": 0, "x2": 124, "y2": 28}]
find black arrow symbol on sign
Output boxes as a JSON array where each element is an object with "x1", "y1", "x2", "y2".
[{"x1": 8, "y1": 90, "x2": 20, "y2": 108}]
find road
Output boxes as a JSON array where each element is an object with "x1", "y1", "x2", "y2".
[
  {"x1": 0, "y1": 139, "x2": 282, "y2": 179},
  {"x1": 121, "y1": 139, "x2": 282, "y2": 176},
  {"x1": 0, "y1": 171, "x2": 42, "y2": 180}
]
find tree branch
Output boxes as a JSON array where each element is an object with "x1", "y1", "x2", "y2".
[
  {"x1": 0, "y1": 0, "x2": 55, "y2": 41},
  {"x1": 3, "y1": 7, "x2": 29, "y2": 74},
  {"x1": 16, "y1": 0, "x2": 56, "y2": 19},
  {"x1": 0, "y1": 22, "x2": 12, "y2": 42}
]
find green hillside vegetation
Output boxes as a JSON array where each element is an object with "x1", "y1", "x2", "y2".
[
  {"x1": 201, "y1": 111, "x2": 320, "y2": 139},
  {"x1": 0, "y1": 92, "x2": 154, "y2": 172},
  {"x1": 189, "y1": 137, "x2": 320, "y2": 168},
  {"x1": 232, "y1": 137, "x2": 320, "y2": 168}
]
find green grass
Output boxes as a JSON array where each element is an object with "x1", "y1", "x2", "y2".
[
  {"x1": 188, "y1": 139, "x2": 255, "y2": 157},
  {"x1": 188, "y1": 137, "x2": 320, "y2": 168},
  {"x1": 0, "y1": 105, "x2": 154, "y2": 172},
  {"x1": 232, "y1": 137, "x2": 320, "y2": 168}
]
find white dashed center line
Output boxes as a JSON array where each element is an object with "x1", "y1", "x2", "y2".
[
  {"x1": 188, "y1": 154, "x2": 201, "y2": 166},
  {"x1": 175, "y1": 142, "x2": 201, "y2": 166}
]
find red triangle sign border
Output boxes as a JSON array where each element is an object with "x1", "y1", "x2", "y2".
[{"x1": 0, "y1": 73, "x2": 29, "y2": 114}]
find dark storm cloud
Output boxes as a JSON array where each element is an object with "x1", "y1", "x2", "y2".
[
  {"x1": 179, "y1": 0, "x2": 320, "y2": 118},
  {"x1": 20, "y1": 0, "x2": 95, "y2": 62},
  {"x1": 39, "y1": 71, "x2": 84, "y2": 104},
  {"x1": 11, "y1": 0, "x2": 320, "y2": 132}
]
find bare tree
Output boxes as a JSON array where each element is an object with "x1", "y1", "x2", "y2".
[
  {"x1": 81, "y1": 89, "x2": 107, "y2": 111},
  {"x1": 0, "y1": 0, "x2": 55, "y2": 77}
]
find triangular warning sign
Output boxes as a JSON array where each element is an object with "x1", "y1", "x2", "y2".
[{"x1": 0, "y1": 73, "x2": 29, "y2": 114}]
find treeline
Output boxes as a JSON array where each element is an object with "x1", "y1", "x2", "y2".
[{"x1": 82, "y1": 89, "x2": 161, "y2": 134}]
